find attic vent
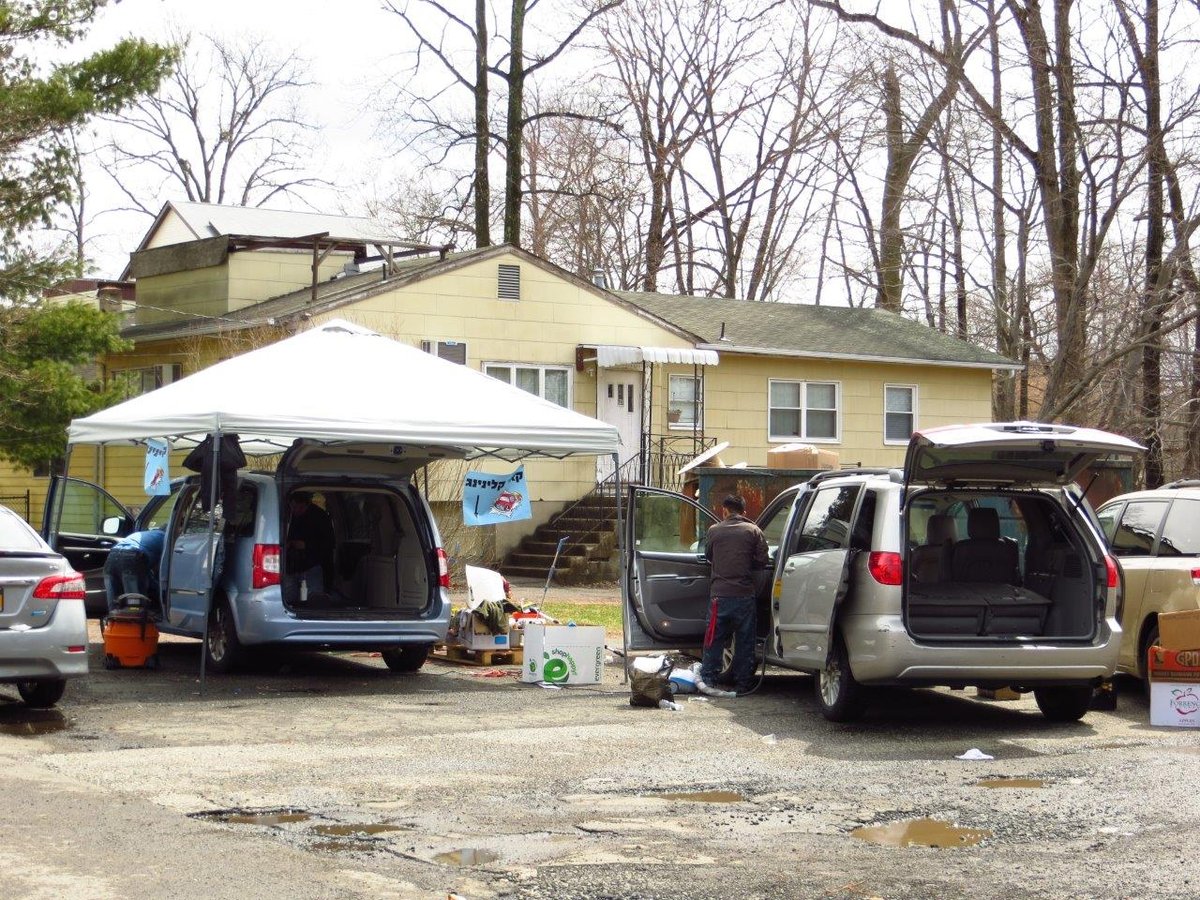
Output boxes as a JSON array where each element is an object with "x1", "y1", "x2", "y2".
[
  {"x1": 498, "y1": 264, "x2": 521, "y2": 300},
  {"x1": 421, "y1": 339, "x2": 467, "y2": 365}
]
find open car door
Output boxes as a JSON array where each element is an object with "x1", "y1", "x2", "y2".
[
  {"x1": 42, "y1": 476, "x2": 135, "y2": 613},
  {"x1": 161, "y1": 483, "x2": 219, "y2": 633},
  {"x1": 773, "y1": 482, "x2": 865, "y2": 669},
  {"x1": 624, "y1": 486, "x2": 718, "y2": 651}
]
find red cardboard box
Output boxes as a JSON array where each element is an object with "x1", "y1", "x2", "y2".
[{"x1": 1147, "y1": 646, "x2": 1200, "y2": 727}]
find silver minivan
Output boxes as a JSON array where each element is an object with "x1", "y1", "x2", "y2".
[
  {"x1": 44, "y1": 440, "x2": 451, "y2": 673},
  {"x1": 625, "y1": 422, "x2": 1141, "y2": 722}
]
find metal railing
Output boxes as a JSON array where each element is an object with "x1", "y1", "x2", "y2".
[
  {"x1": 0, "y1": 491, "x2": 31, "y2": 522},
  {"x1": 642, "y1": 432, "x2": 718, "y2": 492}
]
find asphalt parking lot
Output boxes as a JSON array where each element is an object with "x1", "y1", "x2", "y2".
[{"x1": 1, "y1": 595, "x2": 1197, "y2": 900}]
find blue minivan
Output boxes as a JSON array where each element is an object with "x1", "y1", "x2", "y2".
[{"x1": 44, "y1": 440, "x2": 451, "y2": 673}]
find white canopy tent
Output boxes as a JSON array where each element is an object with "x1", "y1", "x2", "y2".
[{"x1": 69, "y1": 319, "x2": 621, "y2": 459}]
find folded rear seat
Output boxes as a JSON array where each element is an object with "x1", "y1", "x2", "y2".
[
  {"x1": 907, "y1": 582, "x2": 990, "y2": 635},
  {"x1": 981, "y1": 585, "x2": 1050, "y2": 636}
]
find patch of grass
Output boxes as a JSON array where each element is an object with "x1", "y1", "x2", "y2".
[{"x1": 534, "y1": 601, "x2": 622, "y2": 638}]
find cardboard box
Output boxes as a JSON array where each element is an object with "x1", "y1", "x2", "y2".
[
  {"x1": 521, "y1": 624, "x2": 605, "y2": 685},
  {"x1": 1158, "y1": 609, "x2": 1200, "y2": 651},
  {"x1": 766, "y1": 443, "x2": 839, "y2": 471},
  {"x1": 1147, "y1": 646, "x2": 1200, "y2": 728},
  {"x1": 455, "y1": 609, "x2": 510, "y2": 651}
]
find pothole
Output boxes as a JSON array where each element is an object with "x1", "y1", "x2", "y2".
[
  {"x1": 851, "y1": 818, "x2": 991, "y2": 848},
  {"x1": 311, "y1": 824, "x2": 409, "y2": 837},
  {"x1": 976, "y1": 778, "x2": 1045, "y2": 789},
  {"x1": 434, "y1": 848, "x2": 501, "y2": 867},
  {"x1": 0, "y1": 711, "x2": 69, "y2": 737},
  {"x1": 653, "y1": 790, "x2": 746, "y2": 803},
  {"x1": 189, "y1": 808, "x2": 312, "y2": 826}
]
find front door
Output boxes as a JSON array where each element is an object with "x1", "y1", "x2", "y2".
[
  {"x1": 624, "y1": 486, "x2": 717, "y2": 650},
  {"x1": 597, "y1": 369, "x2": 642, "y2": 482},
  {"x1": 42, "y1": 476, "x2": 134, "y2": 612}
]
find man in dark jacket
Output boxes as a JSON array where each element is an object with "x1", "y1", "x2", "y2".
[
  {"x1": 285, "y1": 492, "x2": 335, "y2": 598},
  {"x1": 699, "y1": 494, "x2": 769, "y2": 695}
]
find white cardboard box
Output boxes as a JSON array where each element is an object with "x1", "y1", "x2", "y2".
[
  {"x1": 521, "y1": 624, "x2": 605, "y2": 684},
  {"x1": 1148, "y1": 647, "x2": 1200, "y2": 728}
]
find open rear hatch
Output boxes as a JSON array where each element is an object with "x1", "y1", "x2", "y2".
[
  {"x1": 905, "y1": 422, "x2": 1143, "y2": 488},
  {"x1": 903, "y1": 423, "x2": 1142, "y2": 644},
  {"x1": 277, "y1": 440, "x2": 453, "y2": 619}
]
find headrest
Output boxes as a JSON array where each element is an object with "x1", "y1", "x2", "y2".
[
  {"x1": 967, "y1": 507, "x2": 1000, "y2": 541},
  {"x1": 926, "y1": 514, "x2": 957, "y2": 545}
]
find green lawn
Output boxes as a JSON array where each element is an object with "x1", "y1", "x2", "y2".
[{"x1": 529, "y1": 601, "x2": 622, "y2": 638}]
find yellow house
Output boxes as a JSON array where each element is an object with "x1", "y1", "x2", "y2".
[{"x1": 3, "y1": 201, "x2": 1017, "y2": 574}]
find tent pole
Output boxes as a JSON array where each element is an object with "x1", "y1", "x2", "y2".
[
  {"x1": 614, "y1": 450, "x2": 629, "y2": 684},
  {"x1": 199, "y1": 428, "x2": 222, "y2": 692}
]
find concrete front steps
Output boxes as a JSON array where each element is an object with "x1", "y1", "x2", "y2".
[{"x1": 499, "y1": 495, "x2": 620, "y2": 586}]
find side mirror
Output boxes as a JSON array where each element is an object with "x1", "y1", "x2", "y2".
[{"x1": 101, "y1": 516, "x2": 123, "y2": 536}]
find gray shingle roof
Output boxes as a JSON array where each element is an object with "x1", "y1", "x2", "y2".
[{"x1": 616, "y1": 291, "x2": 1018, "y2": 369}]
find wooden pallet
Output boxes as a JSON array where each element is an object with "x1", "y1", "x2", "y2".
[{"x1": 430, "y1": 643, "x2": 524, "y2": 667}]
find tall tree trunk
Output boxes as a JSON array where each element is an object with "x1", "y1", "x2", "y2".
[
  {"x1": 474, "y1": 0, "x2": 491, "y2": 248},
  {"x1": 503, "y1": 0, "x2": 526, "y2": 245},
  {"x1": 1137, "y1": 0, "x2": 1165, "y2": 485},
  {"x1": 989, "y1": 0, "x2": 1015, "y2": 419}
]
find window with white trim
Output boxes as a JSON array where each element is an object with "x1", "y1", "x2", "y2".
[
  {"x1": 484, "y1": 363, "x2": 570, "y2": 407},
  {"x1": 111, "y1": 363, "x2": 182, "y2": 397},
  {"x1": 668, "y1": 375, "x2": 701, "y2": 428},
  {"x1": 884, "y1": 384, "x2": 916, "y2": 443},
  {"x1": 768, "y1": 380, "x2": 839, "y2": 441}
]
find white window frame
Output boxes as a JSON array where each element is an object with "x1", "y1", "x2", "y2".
[
  {"x1": 483, "y1": 361, "x2": 572, "y2": 408},
  {"x1": 883, "y1": 383, "x2": 918, "y2": 445},
  {"x1": 767, "y1": 379, "x2": 841, "y2": 443},
  {"x1": 110, "y1": 363, "x2": 182, "y2": 397},
  {"x1": 421, "y1": 339, "x2": 468, "y2": 365},
  {"x1": 667, "y1": 374, "x2": 702, "y2": 430}
]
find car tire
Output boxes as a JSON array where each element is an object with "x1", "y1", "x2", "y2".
[
  {"x1": 815, "y1": 635, "x2": 866, "y2": 722},
  {"x1": 17, "y1": 679, "x2": 66, "y2": 709},
  {"x1": 1138, "y1": 621, "x2": 1160, "y2": 701},
  {"x1": 205, "y1": 598, "x2": 243, "y2": 674},
  {"x1": 1034, "y1": 685, "x2": 1093, "y2": 722},
  {"x1": 382, "y1": 644, "x2": 431, "y2": 673}
]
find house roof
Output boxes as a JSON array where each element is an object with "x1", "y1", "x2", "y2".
[
  {"x1": 143, "y1": 201, "x2": 407, "y2": 248},
  {"x1": 615, "y1": 291, "x2": 1020, "y2": 370},
  {"x1": 121, "y1": 245, "x2": 694, "y2": 346}
]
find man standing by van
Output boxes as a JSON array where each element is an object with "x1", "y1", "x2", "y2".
[{"x1": 700, "y1": 494, "x2": 769, "y2": 695}]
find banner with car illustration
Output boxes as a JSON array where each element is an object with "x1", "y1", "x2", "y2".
[
  {"x1": 143, "y1": 438, "x2": 170, "y2": 496},
  {"x1": 462, "y1": 466, "x2": 532, "y2": 525}
]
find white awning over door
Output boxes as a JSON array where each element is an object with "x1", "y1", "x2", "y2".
[{"x1": 593, "y1": 345, "x2": 719, "y2": 367}]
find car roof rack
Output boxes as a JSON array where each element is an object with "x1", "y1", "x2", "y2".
[
  {"x1": 805, "y1": 467, "x2": 896, "y2": 486},
  {"x1": 1161, "y1": 479, "x2": 1200, "y2": 489}
]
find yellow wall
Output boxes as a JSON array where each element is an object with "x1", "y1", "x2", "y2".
[
  {"x1": 663, "y1": 356, "x2": 993, "y2": 469},
  {"x1": 134, "y1": 264, "x2": 228, "y2": 325}
]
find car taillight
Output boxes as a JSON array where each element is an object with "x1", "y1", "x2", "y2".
[
  {"x1": 868, "y1": 551, "x2": 903, "y2": 586},
  {"x1": 1191, "y1": 566, "x2": 1200, "y2": 587},
  {"x1": 252, "y1": 544, "x2": 281, "y2": 589},
  {"x1": 1104, "y1": 555, "x2": 1120, "y2": 589},
  {"x1": 437, "y1": 547, "x2": 451, "y2": 589},
  {"x1": 32, "y1": 573, "x2": 86, "y2": 600}
]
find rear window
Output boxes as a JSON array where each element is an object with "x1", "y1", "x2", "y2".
[
  {"x1": 1158, "y1": 498, "x2": 1200, "y2": 556},
  {"x1": 0, "y1": 506, "x2": 52, "y2": 553}
]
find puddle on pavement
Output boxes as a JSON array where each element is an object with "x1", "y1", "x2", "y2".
[
  {"x1": 977, "y1": 778, "x2": 1045, "y2": 789},
  {"x1": 190, "y1": 809, "x2": 312, "y2": 827},
  {"x1": 851, "y1": 818, "x2": 991, "y2": 848},
  {"x1": 435, "y1": 848, "x2": 501, "y2": 867},
  {"x1": 655, "y1": 790, "x2": 745, "y2": 803},
  {"x1": 312, "y1": 824, "x2": 407, "y2": 837},
  {"x1": 0, "y1": 710, "x2": 69, "y2": 737}
]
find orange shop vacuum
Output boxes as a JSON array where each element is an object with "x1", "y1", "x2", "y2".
[{"x1": 101, "y1": 593, "x2": 161, "y2": 670}]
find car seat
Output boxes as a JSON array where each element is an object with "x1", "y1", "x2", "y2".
[
  {"x1": 951, "y1": 507, "x2": 1020, "y2": 585},
  {"x1": 911, "y1": 513, "x2": 956, "y2": 583}
]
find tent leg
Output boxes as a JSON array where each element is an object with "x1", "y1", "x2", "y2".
[
  {"x1": 614, "y1": 451, "x2": 629, "y2": 685},
  {"x1": 198, "y1": 429, "x2": 223, "y2": 693}
]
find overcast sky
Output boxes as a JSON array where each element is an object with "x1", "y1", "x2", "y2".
[{"x1": 68, "y1": 0, "x2": 409, "y2": 278}]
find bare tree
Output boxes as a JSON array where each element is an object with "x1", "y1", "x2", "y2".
[{"x1": 105, "y1": 32, "x2": 326, "y2": 214}]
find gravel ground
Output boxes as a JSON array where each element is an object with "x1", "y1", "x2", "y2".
[{"x1": 0, "y1": 587, "x2": 1196, "y2": 900}]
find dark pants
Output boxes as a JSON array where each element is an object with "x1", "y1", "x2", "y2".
[
  {"x1": 103, "y1": 548, "x2": 151, "y2": 613},
  {"x1": 700, "y1": 595, "x2": 757, "y2": 692}
]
